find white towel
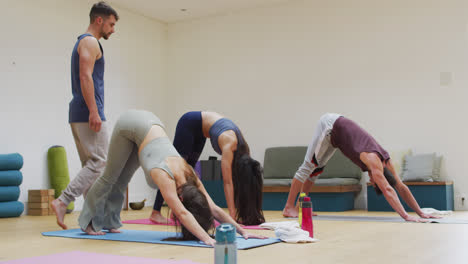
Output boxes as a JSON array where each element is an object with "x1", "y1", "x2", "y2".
[
  {"x1": 421, "y1": 208, "x2": 453, "y2": 216},
  {"x1": 260, "y1": 221, "x2": 318, "y2": 243}
]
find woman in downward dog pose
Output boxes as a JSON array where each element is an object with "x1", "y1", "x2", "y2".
[{"x1": 150, "y1": 111, "x2": 265, "y2": 225}]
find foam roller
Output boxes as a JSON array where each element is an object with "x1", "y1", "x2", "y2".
[
  {"x1": 0, "y1": 153, "x2": 23, "y2": 171},
  {"x1": 0, "y1": 201, "x2": 24, "y2": 217},
  {"x1": 0, "y1": 171, "x2": 23, "y2": 186},
  {"x1": 47, "y1": 146, "x2": 74, "y2": 212},
  {"x1": 0, "y1": 186, "x2": 20, "y2": 202}
]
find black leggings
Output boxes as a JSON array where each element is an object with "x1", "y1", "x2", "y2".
[{"x1": 153, "y1": 111, "x2": 206, "y2": 211}]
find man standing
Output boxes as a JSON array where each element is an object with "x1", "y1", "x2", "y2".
[
  {"x1": 51, "y1": 1, "x2": 119, "y2": 229},
  {"x1": 282, "y1": 113, "x2": 439, "y2": 222}
]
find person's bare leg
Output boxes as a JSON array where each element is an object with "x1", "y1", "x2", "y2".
[
  {"x1": 149, "y1": 210, "x2": 169, "y2": 223},
  {"x1": 51, "y1": 199, "x2": 68, "y2": 229},
  {"x1": 282, "y1": 178, "x2": 304, "y2": 217},
  {"x1": 108, "y1": 228, "x2": 121, "y2": 233}
]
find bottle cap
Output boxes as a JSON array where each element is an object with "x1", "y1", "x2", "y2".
[
  {"x1": 299, "y1": 192, "x2": 306, "y2": 197},
  {"x1": 215, "y1": 223, "x2": 236, "y2": 243},
  {"x1": 302, "y1": 197, "x2": 313, "y2": 208}
]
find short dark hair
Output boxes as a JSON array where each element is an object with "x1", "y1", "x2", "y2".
[
  {"x1": 374, "y1": 167, "x2": 397, "y2": 195},
  {"x1": 89, "y1": 1, "x2": 119, "y2": 23}
]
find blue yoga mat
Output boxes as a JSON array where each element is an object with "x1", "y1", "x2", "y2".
[
  {"x1": 0, "y1": 153, "x2": 23, "y2": 170},
  {"x1": 42, "y1": 229, "x2": 281, "y2": 249},
  {"x1": 0, "y1": 201, "x2": 24, "y2": 217},
  {"x1": 0, "y1": 186, "x2": 20, "y2": 202},
  {"x1": 0, "y1": 170, "x2": 23, "y2": 186}
]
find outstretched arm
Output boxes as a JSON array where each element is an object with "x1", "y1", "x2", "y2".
[
  {"x1": 387, "y1": 161, "x2": 440, "y2": 219},
  {"x1": 361, "y1": 153, "x2": 425, "y2": 222},
  {"x1": 196, "y1": 177, "x2": 266, "y2": 239},
  {"x1": 221, "y1": 149, "x2": 236, "y2": 219},
  {"x1": 152, "y1": 172, "x2": 216, "y2": 246}
]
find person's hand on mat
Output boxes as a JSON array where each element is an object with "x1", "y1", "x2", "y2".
[
  {"x1": 89, "y1": 111, "x2": 102, "y2": 132},
  {"x1": 419, "y1": 213, "x2": 442, "y2": 219},
  {"x1": 203, "y1": 237, "x2": 216, "y2": 246},
  {"x1": 404, "y1": 215, "x2": 429, "y2": 223},
  {"x1": 240, "y1": 232, "x2": 268, "y2": 240}
]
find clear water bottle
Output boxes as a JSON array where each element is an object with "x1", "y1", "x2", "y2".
[{"x1": 214, "y1": 223, "x2": 237, "y2": 264}]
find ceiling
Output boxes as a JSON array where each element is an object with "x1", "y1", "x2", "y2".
[{"x1": 110, "y1": 0, "x2": 294, "y2": 23}]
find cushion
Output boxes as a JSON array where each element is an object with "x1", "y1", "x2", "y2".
[
  {"x1": 401, "y1": 153, "x2": 441, "y2": 182},
  {"x1": 0, "y1": 201, "x2": 24, "y2": 218},
  {"x1": 315, "y1": 178, "x2": 360, "y2": 186},
  {"x1": 318, "y1": 150, "x2": 362, "y2": 180},
  {"x1": 0, "y1": 171, "x2": 23, "y2": 186},
  {"x1": 263, "y1": 147, "x2": 307, "y2": 179},
  {"x1": 389, "y1": 149, "x2": 412, "y2": 178},
  {"x1": 0, "y1": 153, "x2": 23, "y2": 171}
]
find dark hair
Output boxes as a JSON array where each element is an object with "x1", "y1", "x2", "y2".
[
  {"x1": 374, "y1": 167, "x2": 397, "y2": 195},
  {"x1": 172, "y1": 165, "x2": 214, "y2": 240},
  {"x1": 90, "y1": 1, "x2": 119, "y2": 23},
  {"x1": 232, "y1": 132, "x2": 265, "y2": 225}
]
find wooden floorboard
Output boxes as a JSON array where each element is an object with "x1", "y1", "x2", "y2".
[{"x1": 1, "y1": 207, "x2": 468, "y2": 264}]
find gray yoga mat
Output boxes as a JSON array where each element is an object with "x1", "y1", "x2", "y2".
[{"x1": 314, "y1": 215, "x2": 468, "y2": 224}]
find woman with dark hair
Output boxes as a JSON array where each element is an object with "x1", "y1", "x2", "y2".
[
  {"x1": 79, "y1": 110, "x2": 262, "y2": 245},
  {"x1": 150, "y1": 111, "x2": 265, "y2": 225}
]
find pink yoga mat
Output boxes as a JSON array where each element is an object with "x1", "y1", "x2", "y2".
[
  {"x1": 122, "y1": 218, "x2": 266, "y2": 230},
  {"x1": 1, "y1": 251, "x2": 203, "y2": 264}
]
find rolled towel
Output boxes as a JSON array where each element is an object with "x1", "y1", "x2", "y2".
[
  {"x1": 275, "y1": 226, "x2": 319, "y2": 243},
  {"x1": 0, "y1": 171, "x2": 23, "y2": 186},
  {"x1": 0, "y1": 153, "x2": 23, "y2": 171},
  {"x1": 0, "y1": 186, "x2": 20, "y2": 202},
  {"x1": 47, "y1": 146, "x2": 74, "y2": 212},
  {"x1": 0, "y1": 201, "x2": 24, "y2": 217}
]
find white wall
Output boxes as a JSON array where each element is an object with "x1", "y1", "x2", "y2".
[
  {"x1": 167, "y1": 0, "x2": 468, "y2": 210},
  {"x1": 0, "y1": 0, "x2": 167, "y2": 211}
]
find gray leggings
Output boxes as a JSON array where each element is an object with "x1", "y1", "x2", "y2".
[{"x1": 78, "y1": 110, "x2": 177, "y2": 231}]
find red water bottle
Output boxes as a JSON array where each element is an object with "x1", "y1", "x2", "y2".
[{"x1": 301, "y1": 197, "x2": 313, "y2": 238}]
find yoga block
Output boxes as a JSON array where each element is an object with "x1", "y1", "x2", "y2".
[
  {"x1": 28, "y1": 208, "x2": 49, "y2": 216},
  {"x1": 0, "y1": 186, "x2": 20, "y2": 202},
  {"x1": 0, "y1": 201, "x2": 24, "y2": 217},
  {"x1": 28, "y1": 202, "x2": 49, "y2": 209},
  {"x1": 28, "y1": 195, "x2": 54, "y2": 203},
  {"x1": 0, "y1": 170, "x2": 23, "y2": 186},
  {"x1": 367, "y1": 182, "x2": 454, "y2": 211},
  {"x1": 28, "y1": 189, "x2": 55, "y2": 196}
]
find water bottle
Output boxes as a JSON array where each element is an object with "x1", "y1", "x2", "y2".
[
  {"x1": 298, "y1": 192, "x2": 306, "y2": 227},
  {"x1": 301, "y1": 197, "x2": 314, "y2": 238},
  {"x1": 214, "y1": 223, "x2": 237, "y2": 264}
]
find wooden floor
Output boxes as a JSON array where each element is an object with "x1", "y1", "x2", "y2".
[{"x1": 1, "y1": 207, "x2": 468, "y2": 264}]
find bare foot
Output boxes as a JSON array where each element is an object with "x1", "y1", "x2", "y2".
[
  {"x1": 83, "y1": 223, "x2": 105, "y2": 235},
  {"x1": 51, "y1": 199, "x2": 68, "y2": 229},
  {"x1": 149, "y1": 210, "x2": 169, "y2": 224},
  {"x1": 282, "y1": 206, "x2": 299, "y2": 218},
  {"x1": 108, "y1": 229, "x2": 121, "y2": 233}
]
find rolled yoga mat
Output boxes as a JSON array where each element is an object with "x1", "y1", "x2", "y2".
[
  {"x1": 0, "y1": 201, "x2": 24, "y2": 217},
  {"x1": 47, "y1": 146, "x2": 74, "y2": 212},
  {"x1": 0, "y1": 186, "x2": 20, "y2": 202},
  {"x1": 0, "y1": 153, "x2": 23, "y2": 171},
  {"x1": 0, "y1": 170, "x2": 23, "y2": 186}
]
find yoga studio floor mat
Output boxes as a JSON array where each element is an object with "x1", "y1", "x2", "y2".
[
  {"x1": 122, "y1": 218, "x2": 266, "y2": 230},
  {"x1": 0, "y1": 251, "x2": 203, "y2": 264},
  {"x1": 315, "y1": 215, "x2": 468, "y2": 224},
  {"x1": 42, "y1": 229, "x2": 280, "y2": 249}
]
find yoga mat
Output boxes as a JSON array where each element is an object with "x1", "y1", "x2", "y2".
[
  {"x1": 47, "y1": 146, "x2": 73, "y2": 212},
  {"x1": 0, "y1": 201, "x2": 24, "y2": 218},
  {"x1": 0, "y1": 171, "x2": 22, "y2": 186},
  {"x1": 122, "y1": 218, "x2": 266, "y2": 230},
  {"x1": 0, "y1": 250, "x2": 204, "y2": 264},
  {"x1": 0, "y1": 186, "x2": 20, "y2": 202},
  {"x1": 0, "y1": 153, "x2": 23, "y2": 171},
  {"x1": 314, "y1": 215, "x2": 468, "y2": 224},
  {"x1": 42, "y1": 229, "x2": 280, "y2": 249}
]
